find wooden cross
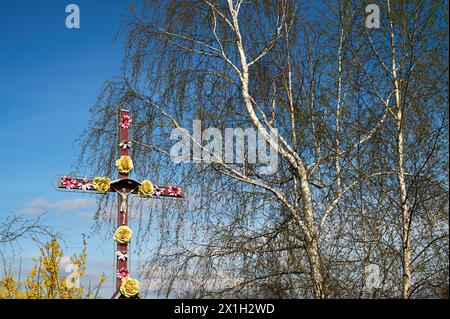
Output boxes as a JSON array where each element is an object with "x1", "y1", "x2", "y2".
[{"x1": 56, "y1": 109, "x2": 183, "y2": 298}]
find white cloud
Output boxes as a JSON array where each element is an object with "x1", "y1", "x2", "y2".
[
  {"x1": 53, "y1": 198, "x2": 94, "y2": 212},
  {"x1": 59, "y1": 255, "x2": 72, "y2": 269},
  {"x1": 20, "y1": 197, "x2": 95, "y2": 215},
  {"x1": 20, "y1": 198, "x2": 49, "y2": 215}
]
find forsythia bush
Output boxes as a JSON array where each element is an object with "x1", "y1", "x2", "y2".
[{"x1": 0, "y1": 237, "x2": 105, "y2": 299}]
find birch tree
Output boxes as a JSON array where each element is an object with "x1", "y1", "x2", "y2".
[
  {"x1": 358, "y1": 0, "x2": 448, "y2": 298},
  {"x1": 79, "y1": 0, "x2": 448, "y2": 298}
]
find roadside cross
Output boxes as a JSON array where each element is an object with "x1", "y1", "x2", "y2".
[{"x1": 56, "y1": 109, "x2": 183, "y2": 298}]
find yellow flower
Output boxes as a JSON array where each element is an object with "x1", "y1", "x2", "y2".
[
  {"x1": 120, "y1": 277, "x2": 140, "y2": 298},
  {"x1": 115, "y1": 156, "x2": 134, "y2": 174},
  {"x1": 138, "y1": 180, "x2": 154, "y2": 197},
  {"x1": 93, "y1": 177, "x2": 110, "y2": 193},
  {"x1": 114, "y1": 226, "x2": 133, "y2": 244}
]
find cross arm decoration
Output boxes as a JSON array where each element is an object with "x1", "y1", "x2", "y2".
[
  {"x1": 58, "y1": 176, "x2": 183, "y2": 198},
  {"x1": 55, "y1": 109, "x2": 183, "y2": 299}
]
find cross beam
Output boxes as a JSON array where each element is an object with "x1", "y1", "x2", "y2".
[
  {"x1": 56, "y1": 109, "x2": 183, "y2": 298},
  {"x1": 57, "y1": 177, "x2": 183, "y2": 198}
]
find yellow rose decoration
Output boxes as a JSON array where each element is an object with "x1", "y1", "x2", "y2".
[
  {"x1": 120, "y1": 277, "x2": 140, "y2": 298},
  {"x1": 116, "y1": 155, "x2": 134, "y2": 174},
  {"x1": 93, "y1": 177, "x2": 110, "y2": 193},
  {"x1": 138, "y1": 180, "x2": 154, "y2": 197},
  {"x1": 114, "y1": 225, "x2": 133, "y2": 244}
]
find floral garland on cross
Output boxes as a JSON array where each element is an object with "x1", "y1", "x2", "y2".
[
  {"x1": 114, "y1": 225, "x2": 140, "y2": 298},
  {"x1": 111, "y1": 150, "x2": 155, "y2": 298},
  {"x1": 82, "y1": 135, "x2": 157, "y2": 297}
]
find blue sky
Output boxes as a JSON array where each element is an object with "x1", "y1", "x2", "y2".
[{"x1": 0, "y1": 1, "x2": 143, "y2": 297}]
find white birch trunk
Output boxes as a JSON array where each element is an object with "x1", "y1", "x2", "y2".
[
  {"x1": 388, "y1": 0, "x2": 411, "y2": 299},
  {"x1": 227, "y1": 0, "x2": 325, "y2": 298}
]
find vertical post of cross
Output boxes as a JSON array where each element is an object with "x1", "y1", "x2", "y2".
[{"x1": 116, "y1": 109, "x2": 130, "y2": 291}]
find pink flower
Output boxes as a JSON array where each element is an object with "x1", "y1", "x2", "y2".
[
  {"x1": 62, "y1": 176, "x2": 77, "y2": 189},
  {"x1": 120, "y1": 114, "x2": 132, "y2": 129},
  {"x1": 152, "y1": 186, "x2": 182, "y2": 197},
  {"x1": 119, "y1": 141, "x2": 132, "y2": 150},
  {"x1": 116, "y1": 267, "x2": 129, "y2": 280},
  {"x1": 77, "y1": 178, "x2": 93, "y2": 190},
  {"x1": 115, "y1": 250, "x2": 128, "y2": 261},
  {"x1": 153, "y1": 187, "x2": 163, "y2": 196},
  {"x1": 167, "y1": 186, "x2": 182, "y2": 197}
]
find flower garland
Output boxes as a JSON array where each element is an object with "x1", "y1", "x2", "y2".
[
  {"x1": 120, "y1": 277, "x2": 140, "y2": 298},
  {"x1": 153, "y1": 186, "x2": 183, "y2": 197},
  {"x1": 119, "y1": 140, "x2": 132, "y2": 150},
  {"x1": 120, "y1": 114, "x2": 132, "y2": 129},
  {"x1": 167, "y1": 186, "x2": 182, "y2": 197},
  {"x1": 116, "y1": 267, "x2": 129, "y2": 280},
  {"x1": 115, "y1": 250, "x2": 128, "y2": 261},
  {"x1": 61, "y1": 176, "x2": 77, "y2": 189},
  {"x1": 77, "y1": 178, "x2": 93, "y2": 191},
  {"x1": 114, "y1": 225, "x2": 133, "y2": 244},
  {"x1": 92, "y1": 177, "x2": 110, "y2": 193},
  {"x1": 138, "y1": 180, "x2": 154, "y2": 197},
  {"x1": 115, "y1": 155, "x2": 134, "y2": 174}
]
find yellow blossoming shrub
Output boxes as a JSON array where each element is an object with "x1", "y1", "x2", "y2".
[
  {"x1": 115, "y1": 156, "x2": 134, "y2": 174},
  {"x1": 93, "y1": 177, "x2": 110, "y2": 193},
  {"x1": 120, "y1": 277, "x2": 140, "y2": 298},
  {"x1": 138, "y1": 180, "x2": 154, "y2": 197},
  {"x1": 114, "y1": 226, "x2": 133, "y2": 244},
  {"x1": 0, "y1": 237, "x2": 105, "y2": 299}
]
